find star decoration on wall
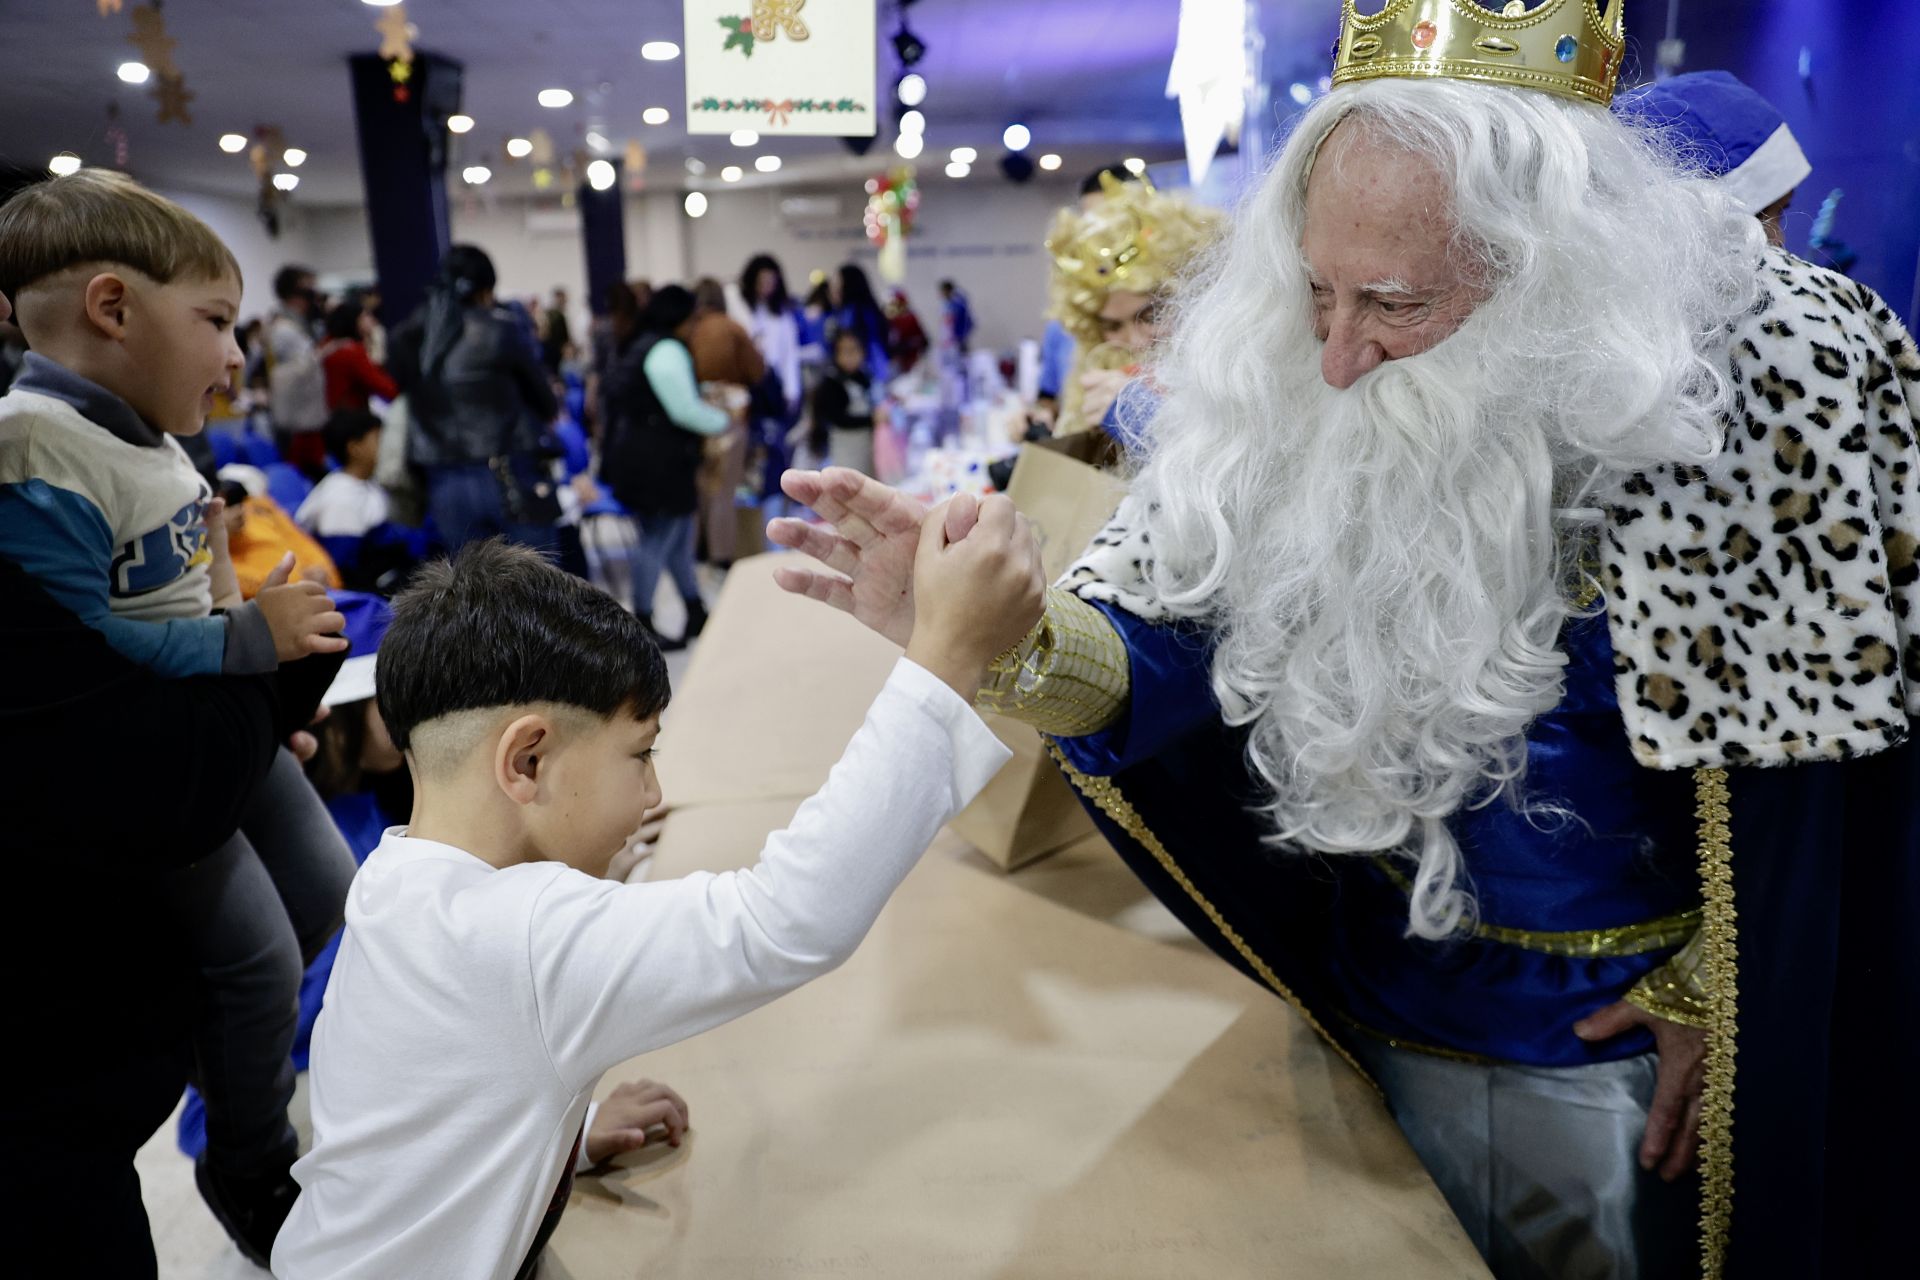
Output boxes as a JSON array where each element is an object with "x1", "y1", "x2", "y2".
[
  {"x1": 375, "y1": 4, "x2": 414, "y2": 61},
  {"x1": 127, "y1": 4, "x2": 179, "y2": 79},
  {"x1": 151, "y1": 73, "x2": 193, "y2": 125}
]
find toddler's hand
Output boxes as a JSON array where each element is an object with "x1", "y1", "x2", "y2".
[
  {"x1": 204, "y1": 496, "x2": 242, "y2": 609},
  {"x1": 903, "y1": 493, "x2": 1045, "y2": 697},
  {"x1": 256, "y1": 554, "x2": 349, "y2": 662},
  {"x1": 584, "y1": 1079, "x2": 690, "y2": 1164}
]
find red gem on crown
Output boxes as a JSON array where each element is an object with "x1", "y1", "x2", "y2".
[{"x1": 1411, "y1": 20, "x2": 1438, "y2": 50}]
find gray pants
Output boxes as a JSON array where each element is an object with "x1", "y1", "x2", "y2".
[
  {"x1": 164, "y1": 748, "x2": 355, "y2": 1172},
  {"x1": 1349, "y1": 1038, "x2": 1697, "y2": 1280}
]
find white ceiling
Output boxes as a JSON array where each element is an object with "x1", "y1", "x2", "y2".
[{"x1": 1, "y1": 1, "x2": 1338, "y2": 206}]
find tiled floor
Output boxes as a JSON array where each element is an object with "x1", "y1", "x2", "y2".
[{"x1": 136, "y1": 572, "x2": 709, "y2": 1272}]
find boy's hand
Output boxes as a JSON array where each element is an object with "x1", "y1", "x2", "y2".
[
  {"x1": 256, "y1": 554, "x2": 348, "y2": 662},
  {"x1": 204, "y1": 496, "x2": 242, "y2": 610},
  {"x1": 585, "y1": 1079, "x2": 690, "y2": 1164},
  {"x1": 904, "y1": 493, "x2": 1045, "y2": 698}
]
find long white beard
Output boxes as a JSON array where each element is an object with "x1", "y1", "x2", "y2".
[{"x1": 1136, "y1": 324, "x2": 1592, "y2": 938}]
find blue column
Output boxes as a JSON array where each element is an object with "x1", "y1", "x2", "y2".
[
  {"x1": 578, "y1": 162, "x2": 628, "y2": 316},
  {"x1": 347, "y1": 52, "x2": 462, "y2": 327}
]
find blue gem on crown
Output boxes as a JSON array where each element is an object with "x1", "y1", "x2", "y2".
[{"x1": 1554, "y1": 34, "x2": 1579, "y2": 62}]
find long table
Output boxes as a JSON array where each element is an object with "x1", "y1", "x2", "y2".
[{"x1": 546, "y1": 556, "x2": 1488, "y2": 1279}]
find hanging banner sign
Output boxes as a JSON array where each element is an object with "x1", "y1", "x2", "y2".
[{"x1": 683, "y1": 0, "x2": 876, "y2": 137}]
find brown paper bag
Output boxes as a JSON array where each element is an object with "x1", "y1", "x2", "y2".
[
  {"x1": 1004, "y1": 431, "x2": 1128, "y2": 580},
  {"x1": 950, "y1": 435, "x2": 1129, "y2": 871}
]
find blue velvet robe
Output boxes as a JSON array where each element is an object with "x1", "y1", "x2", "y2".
[{"x1": 1050, "y1": 600, "x2": 1920, "y2": 1274}]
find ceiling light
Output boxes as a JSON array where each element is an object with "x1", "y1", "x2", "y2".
[
  {"x1": 949, "y1": 146, "x2": 977, "y2": 164},
  {"x1": 506, "y1": 137, "x2": 533, "y2": 158},
  {"x1": 273, "y1": 172, "x2": 300, "y2": 191},
  {"x1": 898, "y1": 109, "x2": 925, "y2": 135},
  {"x1": 117, "y1": 62, "x2": 150, "y2": 85},
  {"x1": 1288, "y1": 82, "x2": 1313, "y2": 106},
  {"x1": 892, "y1": 26, "x2": 926, "y2": 67},
  {"x1": 894, "y1": 133, "x2": 924, "y2": 160},
  {"x1": 461, "y1": 165, "x2": 490, "y2": 185},
  {"x1": 643, "y1": 107, "x2": 670, "y2": 125},
  {"x1": 1002, "y1": 124, "x2": 1031, "y2": 152},
  {"x1": 538, "y1": 88, "x2": 574, "y2": 108},
  {"x1": 896, "y1": 73, "x2": 927, "y2": 107},
  {"x1": 685, "y1": 157, "x2": 707, "y2": 175},
  {"x1": 361, "y1": 0, "x2": 403, "y2": 6},
  {"x1": 585, "y1": 130, "x2": 611, "y2": 153},
  {"x1": 721, "y1": 165, "x2": 743, "y2": 182},
  {"x1": 684, "y1": 191, "x2": 708, "y2": 218},
  {"x1": 730, "y1": 129, "x2": 759, "y2": 147},
  {"x1": 586, "y1": 159, "x2": 616, "y2": 190},
  {"x1": 1038, "y1": 152, "x2": 1062, "y2": 171},
  {"x1": 219, "y1": 133, "x2": 248, "y2": 154},
  {"x1": 282, "y1": 148, "x2": 307, "y2": 167},
  {"x1": 945, "y1": 160, "x2": 971, "y2": 179},
  {"x1": 1124, "y1": 156, "x2": 1147, "y2": 175},
  {"x1": 48, "y1": 153, "x2": 82, "y2": 177},
  {"x1": 448, "y1": 114, "x2": 475, "y2": 133},
  {"x1": 641, "y1": 41, "x2": 680, "y2": 61},
  {"x1": 754, "y1": 155, "x2": 781, "y2": 173}
]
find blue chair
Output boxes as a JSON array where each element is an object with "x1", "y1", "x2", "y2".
[
  {"x1": 262, "y1": 462, "x2": 313, "y2": 515},
  {"x1": 204, "y1": 428, "x2": 242, "y2": 470},
  {"x1": 241, "y1": 431, "x2": 280, "y2": 469}
]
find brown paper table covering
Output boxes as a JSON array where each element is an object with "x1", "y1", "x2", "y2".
[{"x1": 547, "y1": 557, "x2": 1488, "y2": 1278}]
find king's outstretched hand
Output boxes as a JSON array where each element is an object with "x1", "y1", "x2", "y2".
[
  {"x1": 767, "y1": 468, "x2": 977, "y2": 648},
  {"x1": 769, "y1": 468, "x2": 1044, "y2": 697}
]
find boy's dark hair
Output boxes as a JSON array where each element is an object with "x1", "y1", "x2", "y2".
[
  {"x1": 217, "y1": 479, "x2": 250, "y2": 508},
  {"x1": 377, "y1": 539, "x2": 668, "y2": 753},
  {"x1": 322, "y1": 408, "x2": 382, "y2": 466},
  {"x1": 273, "y1": 264, "x2": 314, "y2": 301},
  {"x1": 323, "y1": 301, "x2": 364, "y2": 341},
  {"x1": 0, "y1": 169, "x2": 243, "y2": 301}
]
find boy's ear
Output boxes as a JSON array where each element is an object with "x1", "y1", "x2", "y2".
[
  {"x1": 495, "y1": 715, "x2": 551, "y2": 806},
  {"x1": 82, "y1": 271, "x2": 132, "y2": 340}
]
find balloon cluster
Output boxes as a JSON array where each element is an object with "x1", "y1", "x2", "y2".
[{"x1": 862, "y1": 168, "x2": 919, "y2": 248}]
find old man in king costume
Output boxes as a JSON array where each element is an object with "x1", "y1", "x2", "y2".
[{"x1": 771, "y1": 2, "x2": 1920, "y2": 1275}]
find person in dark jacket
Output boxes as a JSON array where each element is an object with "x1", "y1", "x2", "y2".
[
  {"x1": 599, "y1": 285, "x2": 732, "y2": 648},
  {"x1": 0, "y1": 280, "x2": 343, "y2": 1280},
  {"x1": 390, "y1": 245, "x2": 560, "y2": 554}
]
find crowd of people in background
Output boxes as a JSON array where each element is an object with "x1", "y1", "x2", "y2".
[{"x1": 0, "y1": 163, "x2": 987, "y2": 1271}]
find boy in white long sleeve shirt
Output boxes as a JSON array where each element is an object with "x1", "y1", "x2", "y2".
[{"x1": 274, "y1": 502, "x2": 1043, "y2": 1279}]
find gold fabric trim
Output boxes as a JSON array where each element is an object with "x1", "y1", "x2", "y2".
[
  {"x1": 1693, "y1": 767, "x2": 1737, "y2": 1279},
  {"x1": 1045, "y1": 743, "x2": 1378, "y2": 1092},
  {"x1": 1369, "y1": 858, "x2": 1700, "y2": 957},
  {"x1": 1333, "y1": 1009, "x2": 1500, "y2": 1067},
  {"x1": 1622, "y1": 928, "x2": 1711, "y2": 1029},
  {"x1": 975, "y1": 588, "x2": 1130, "y2": 738}
]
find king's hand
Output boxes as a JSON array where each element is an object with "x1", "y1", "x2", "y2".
[{"x1": 767, "y1": 468, "x2": 977, "y2": 648}]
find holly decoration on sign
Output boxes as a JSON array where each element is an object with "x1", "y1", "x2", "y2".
[{"x1": 719, "y1": 15, "x2": 757, "y2": 58}]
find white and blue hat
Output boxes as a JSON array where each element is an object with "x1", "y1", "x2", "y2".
[
  {"x1": 1617, "y1": 70, "x2": 1811, "y2": 215},
  {"x1": 322, "y1": 591, "x2": 393, "y2": 707}
]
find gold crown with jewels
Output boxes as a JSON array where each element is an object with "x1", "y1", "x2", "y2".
[{"x1": 1332, "y1": 0, "x2": 1626, "y2": 107}]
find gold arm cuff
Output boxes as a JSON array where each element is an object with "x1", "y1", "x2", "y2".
[
  {"x1": 1622, "y1": 928, "x2": 1712, "y2": 1028},
  {"x1": 973, "y1": 588, "x2": 1130, "y2": 738}
]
